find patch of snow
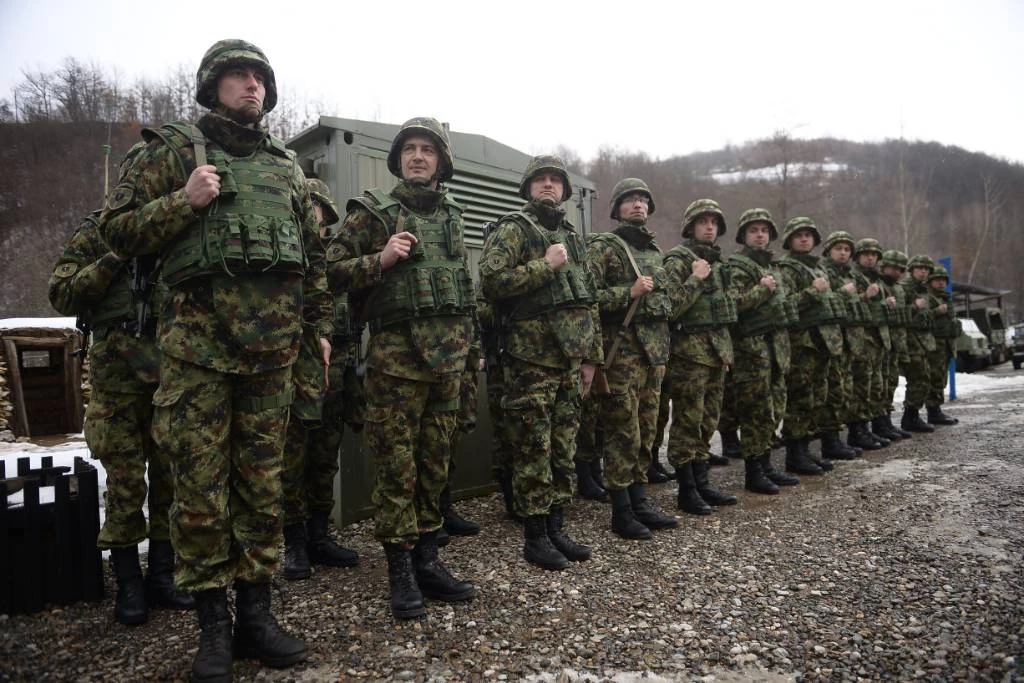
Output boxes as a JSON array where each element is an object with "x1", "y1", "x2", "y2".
[
  {"x1": 712, "y1": 161, "x2": 849, "y2": 185},
  {"x1": 0, "y1": 317, "x2": 78, "y2": 331}
]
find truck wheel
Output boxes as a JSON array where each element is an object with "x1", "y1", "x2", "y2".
[{"x1": 1014, "y1": 359, "x2": 1022, "y2": 370}]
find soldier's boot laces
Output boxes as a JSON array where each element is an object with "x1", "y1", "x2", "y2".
[
  {"x1": 821, "y1": 430, "x2": 858, "y2": 461},
  {"x1": 744, "y1": 455, "x2": 780, "y2": 495},
  {"x1": 901, "y1": 407, "x2": 935, "y2": 433},
  {"x1": 760, "y1": 451, "x2": 799, "y2": 486},
  {"x1": 191, "y1": 587, "x2": 232, "y2": 683},
  {"x1": 411, "y1": 531, "x2": 476, "y2": 601},
  {"x1": 545, "y1": 505, "x2": 592, "y2": 561},
  {"x1": 676, "y1": 463, "x2": 713, "y2": 515},
  {"x1": 646, "y1": 448, "x2": 672, "y2": 483},
  {"x1": 111, "y1": 545, "x2": 148, "y2": 626},
  {"x1": 144, "y1": 539, "x2": 194, "y2": 609},
  {"x1": 306, "y1": 511, "x2": 359, "y2": 567},
  {"x1": 872, "y1": 415, "x2": 906, "y2": 441},
  {"x1": 382, "y1": 543, "x2": 425, "y2": 619},
  {"x1": 575, "y1": 459, "x2": 609, "y2": 501},
  {"x1": 927, "y1": 406, "x2": 959, "y2": 425},
  {"x1": 888, "y1": 412, "x2": 913, "y2": 438},
  {"x1": 804, "y1": 439, "x2": 834, "y2": 472},
  {"x1": 847, "y1": 421, "x2": 883, "y2": 450},
  {"x1": 282, "y1": 523, "x2": 311, "y2": 580},
  {"x1": 785, "y1": 438, "x2": 824, "y2": 476},
  {"x1": 441, "y1": 487, "x2": 481, "y2": 536},
  {"x1": 720, "y1": 429, "x2": 743, "y2": 459},
  {"x1": 524, "y1": 515, "x2": 570, "y2": 569},
  {"x1": 232, "y1": 581, "x2": 307, "y2": 668},
  {"x1": 692, "y1": 460, "x2": 738, "y2": 506},
  {"x1": 609, "y1": 488, "x2": 652, "y2": 540},
  {"x1": 628, "y1": 482, "x2": 680, "y2": 528}
]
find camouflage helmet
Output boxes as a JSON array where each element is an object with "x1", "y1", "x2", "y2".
[
  {"x1": 907, "y1": 254, "x2": 935, "y2": 271},
  {"x1": 681, "y1": 199, "x2": 726, "y2": 238},
  {"x1": 781, "y1": 216, "x2": 821, "y2": 250},
  {"x1": 854, "y1": 237, "x2": 884, "y2": 257},
  {"x1": 305, "y1": 178, "x2": 340, "y2": 226},
  {"x1": 822, "y1": 230, "x2": 856, "y2": 256},
  {"x1": 609, "y1": 178, "x2": 655, "y2": 220},
  {"x1": 386, "y1": 117, "x2": 455, "y2": 183},
  {"x1": 735, "y1": 208, "x2": 778, "y2": 244},
  {"x1": 196, "y1": 39, "x2": 277, "y2": 113},
  {"x1": 519, "y1": 155, "x2": 573, "y2": 202},
  {"x1": 880, "y1": 249, "x2": 909, "y2": 270},
  {"x1": 928, "y1": 264, "x2": 950, "y2": 282}
]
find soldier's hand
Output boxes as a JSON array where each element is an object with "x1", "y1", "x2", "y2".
[
  {"x1": 691, "y1": 259, "x2": 711, "y2": 280},
  {"x1": 760, "y1": 275, "x2": 777, "y2": 291},
  {"x1": 865, "y1": 282, "x2": 880, "y2": 298},
  {"x1": 320, "y1": 337, "x2": 332, "y2": 389},
  {"x1": 380, "y1": 231, "x2": 418, "y2": 270},
  {"x1": 841, "y1": 282, "x2": 857, "y2": 295},
  {"x1": 630, "y1": 276, "x2": 654, "y2": 299},
  {"x1": 915, "y1": 297, "x2": 927, "y2": 310},
  {"x1": 938, "y1": 303, "x2": 948, "y2": 314},
  {"x1": 885, "y1": 295, "x2": 897, "y2": 307},
  {"x1": 545, "y1": 243, "x2": 568, "y2": 271},
  {"x1": 185, "y1": 164, "x2": 221, "y2": 210},
  {"x1": 812, "y1": 276, "x2": 829, "y2": 293}
]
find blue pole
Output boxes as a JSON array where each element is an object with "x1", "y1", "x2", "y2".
[{"x1": 938, "y1": 256, "x2": 956, "y2": 401}]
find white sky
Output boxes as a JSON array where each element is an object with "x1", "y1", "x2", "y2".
[{"x1": 2, "y1": 0, "x2": 1022, "y2": 164}]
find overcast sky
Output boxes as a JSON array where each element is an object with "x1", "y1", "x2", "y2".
[{"x1": 2, "y1": 0, "x2": 1022, "y2": 165}]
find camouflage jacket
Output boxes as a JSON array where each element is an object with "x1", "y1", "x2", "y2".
[
  {"x1": 725, "y1": 246, "x2": 776, "y2": 364},
  {"x1": 901, "y1": 276, "x2": 937, "y2": 355},
  {"x1": 882, "y1": 273, "x2": 911, "y2": 359},
  {"x1": 777, "y1": 252, "x2": 843, "y2": 355},
  {"x1": 663, "y1": 240, "x2": 733, "y2": 368},
  {"x1": 852, "y1": 264, "x2": 892, "y2": 351},
  {"x1": 821, "y1": 258, "x2": 867, "y2": 357},
  {"x1": 99, "y1": 112, "x2": 331, "y2": 375}
]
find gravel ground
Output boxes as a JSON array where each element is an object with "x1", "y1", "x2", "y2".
[{"x1": 2, "y1": 370, "x2": 1022, "y2": 682}]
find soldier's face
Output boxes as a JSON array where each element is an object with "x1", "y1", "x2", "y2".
[
  {"x1": 882, "y1": 265, "x2": 905, "y2": 279},
  {"x1": 692, "y1": 214, "x2": 719, "y2": 243},
  {"x1": 400, "y1": 135, "x2": 440, "y2": 185},
  {"x1": 930, "y1": 278, "x2": 948, "y2": 290},
  {"x1": 312, "y1": 201, "x2": 325, "y2": 227},
  {"x1": 858, "y1": 252, "x2": 879, "y2": 269},
  {"x1": 529, "y1": 172, "x2": 564, "y2": 205},
  {"x1": 828, "y1": 242, "x2": 852, "y2": 264},
  {"x1": 911, "y1": 266, "x2": 930, "y2": 282},
  {"x1": 743, "y1": 222, "x2": 772, "y2": 250},
  {"x1": 789, "y1": 229, "x2": 815, "y2": 253},
  {"x1": 618, "y1": 193, "x2": 649, "y2": 222},
  {"x1": 216, "y1": 66, "x2": 265, "y2": 122}
]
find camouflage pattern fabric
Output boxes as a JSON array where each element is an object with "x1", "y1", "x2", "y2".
[
  {"x1": 902, "y1": 353, "x2": 932, "y2": 411},
  {"x1": 575, "y1": 393, "x2": 601, "y2": 465},
  {"x1": 851, "y1": 336, "x2": 886, "y2": 422},
  {"x1": 281, "y1": 327, "x2": 327, "y2": 525},
  {"x1": 819, "y1": 256, "x2": 863, "y2": 430},
  {"x1": 926, "y1": 348, "x2": 953, "y2": 408},
  {"x1": 783, "y1": 345, "x2": 830, "y2": 440},
  {"x1": 664, "y1": 362, "x2": 725, "y2": 466},
  {"x1": 478, "y1": 297, "x2": 515, "y2": 476},
  {"x1": 304, "y1": 358, "x2": 362, "y2": 515}
]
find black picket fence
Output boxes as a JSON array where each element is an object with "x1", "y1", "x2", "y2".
[{"x1": 0, "y1": 454, "x2": 104, "y2": 615}]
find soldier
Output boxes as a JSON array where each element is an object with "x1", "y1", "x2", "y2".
[
  {"x1": 878, "y1": 250, "x2": 915, "y2": 439},
  {"x1": 442, "y1": 337, "x2": 483, "y2": 537},
  {"x1": 776, "y1": 217, "x2": 844, "y2": 476},
  {"x1": 662, "y1": 199, "x2": 739, "y2": 515},
  {"x1": 586, "y1": 178, "x2": 678, "y2": 539},
  {"x1": 100, "y1": 40, "x2": 327, "y2": 679},
  {"x1": 479, "y1": 155, "x2": 602, "y2": 570},
  {"x1": 280, "y1": 178, "x2": 360, "y2": 581},
  {"x1": 48, "y1": 206, "x2": 194, "y2": 626},
  {"x1": 574, "y1": 393, "x2": 610, "y2": 501},
  {"x1": 925, "y1": 265, "x2": 960, "y2": 425},
  {"x1": 724, "y1": 209, "x2": 802, "y2": 493},
  {"x1": 325, "y1": 117, "x2": 477, "y2": 618},
  {"x1": 900, "y1": 255, "x2": 938, "y2": 432}
]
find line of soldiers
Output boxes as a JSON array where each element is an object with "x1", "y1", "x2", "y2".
[{"x1": 43, "y1": 36, "x2": 962, "y2": 683}]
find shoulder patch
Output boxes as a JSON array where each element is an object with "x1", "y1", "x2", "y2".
[
  {"x1": 326, "y1": 242, "x2": 348, "y2": 263},
  {"x1": 106, "y1": 183, "x2": 135, "y2": 211},
  {"x1": 54, "y1": 262, "x2": 79, "y2": 278}
]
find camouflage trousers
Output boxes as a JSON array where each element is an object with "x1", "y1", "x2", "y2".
[
  {"x1": 926, "y1": 344, "x2": 954, "y2": 408},
  {"x1": 665, "y1": 360, "x2": 725, "y2": 466},
  {"x1": 86, "y1": 385, "x2": 172, "y2": 548},
  {"x1": 575, "y1": 393, "x2": 601, "y2": 465},
  {"x1": 884, "y1": 347, "x2": 904, "y2": 412},
  {"x1": 902, "y1": 353, "x2": 932, "y2": 411},
  {"x1": 771, "y1": 364, "x2": 787, "y2": 436},
  {"x1": 153, "y1": 355, "x2": 292, "y2": 593},
  {"x1": 502, "y1": 357, "x2": 580, "y2": 518},
  {"x1": 852, "y1": 336, "x2": 886, "y2": 421},
  {"x1": 820, "y1": 350, "x2": 854, "y2": 432},
  {"x1": 364, "y1": 368, "x2": 459, "y2": 546},
  {"x1": 597, "y1": 349, "x2": 665, "y2": 491},
  {"x1": 783, "y1": 346, "x2": 829, "y2": 440},
  {"x1": 485, "y1": 357, "x2": 515, "y2": 476},
  {"x1": 725, "y1": 347, "x2": 774, "y2": 459}
]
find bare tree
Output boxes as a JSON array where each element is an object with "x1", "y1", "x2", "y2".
[
  {"x1": 966, "y1": 173, "x2": 1006, "y2": 284},
  {"x1": 896, "y1": 138, "x2": 932, "y2": 254}
]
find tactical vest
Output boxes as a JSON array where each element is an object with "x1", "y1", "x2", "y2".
[
  {"x1": 353, "y1": 188, "x2": 475, "y2": 330},
  {"x1": 331, "y1": 293, "x2": 359, "y2": 343},
  {"x1": 856, "y1": 270, "x2": 891, "y2": 328},
  {"x1": 823, "y1": 261, "x2": 872, "y2": 326},
  {"x1": 885, "y1": 279, "x2": 912, "y2": 327},
  {"x1": 504, "y1": 212, "x2": 595, "y2": 321},
  {"x1": 729, "y1": 253, "x2": 789, "y2": 337},
  {"x1": 777, "y1": 256, "x2": 845, "y2": 330},
  {"x1": 931, "y1": 294, "x2": 960, "y2": 339},
  {"x1": 590, "y1": 233, "x2": 672, "y2": 324},
  {"x1": 665, "y1": 246, "x2": 737, "y2": 333},
  {"x1": 144, "y1": 122, "x2": 305, "y2": 286},
  {"x1": 903, "y1": 280, "x2": 934, "y2": 330}
]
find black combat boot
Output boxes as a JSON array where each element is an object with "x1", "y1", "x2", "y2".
[
  {"x1": 821, "y1": 431, "x2": 858, "y2": 460},
  {"x1": 676, "y1": 463, "x2": 713, "y2": 515},
  {"x1": 191, "y1": 587, "x2": 232, "y2": 683},
  {"x1": 744, "y1": 455, "x2": 779, "y2": 495},
  {"x1": 901, "y1": 407, "x2": 935, "y2": 433},
  {"x1": 650, "y1": 446, "x2": 676, "y2": 480},
  {"x1": 609, "y1": 488, "x2": 652, "y2": 539},
  {"x1": 232, "y1": 581, "x2": 307, "y2": 667},
  {"x1": 282, "y1": 522, "x2": 311, "y2": 580},
  {"x1": 411, "y1": 531, "x2": 476, "y2": 601},
  {"x1": 847, "y1": 421, "x2": 883, "y2": 450},
  {"x1": 496, "y1": 469, "x2": 522, "y2": 522},
  {"x1": 306, "y1": 510, "x2": 359, "y2": 568},
  {"x1": 111, "y1": 545, "x2": 148, "y2": 625},
  {"x1": 575, "y1": 459, "x2": 609, "y2": 501},
  {"x1": 692, "y1": 460, "x2": 738, "y2": 506},
  {"x1": 647, "y1": 448, "x2": 672, "y2": 483},
  {"x1": 720, "y1": 429, "x2": 742, "y2": 459},
  {"x1": 627, "y1": 482, "x2": 679, "y2": 529},
  {"x1": 803, "y1": 439, "x2": 834, "y2": 472},
  {"x1": 545, "y1": 505, "x2": 592, "y2": 561},
  {"x1": 144, "y1": 539, "x2": 194, "y2": 609},
  {"x1": 441, "y1": 486, "x2": 481, "y2": 536},
  {"x1": 382, "y1": 543, "x2": 425, "y2": 619},
  {"x1": 436, "y1": 527, "x2": 450, "y2": 547},
  {"x1": 761, "y1": 450, "x2": 799, "y2": 486},
  {"x1": 927, "y1": 406, "x2": 959, "y2": 425},
  {"x1": 785, "y1": 438, "x2": 824, "y2": 475},
  {"x1": 872, "y1": 415, "x2": 905, "y2": 441},
  {"x1": 708, "y1": 452, "x2": 730, "y2": 467},
  {"x1": 888, "y1": 412, "x2": 913, "y2": 439},
  {"x1": 523, "y1": 515, "x2": 569, "y2": 569},
  {"x1": 866, "y1": 419, "x2": 891, "y2": 447}
]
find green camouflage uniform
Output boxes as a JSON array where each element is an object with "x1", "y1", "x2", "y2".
[
  {"x1": 99, "y1": 111, "x2": 331, "y2": 592},
  {"x1": 768, "y1": 261, "x2": 793, "y2": 433},
  {"x1": 851, "y1": 260, "x2": 893, "y2": 421},
  {"x1": 927, "y1": 279, "x2": 959, "y2": 409},
  {"x1": 48, "y1": 211, "x2": 170, "y2": 549},
  {"x1": 901, "y1": 271, "x2": 937, "y2": 411},
  {"x1": 819, "y1": 243, "x2": 867, "y2": 433},
  {"x1": 477, "y1": 293, "x2": 514, "y2": 476},
  {"x1": 880, "y1": 255, "x2": 912, "y2": 413}
]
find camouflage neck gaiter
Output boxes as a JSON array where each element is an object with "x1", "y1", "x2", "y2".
[
  {"x1": 790, "y1": 251, "x2": 819, "y2": 267},
  {"x1": 526, "y1": 200, "x2": 567, "y2": 230},
  {"x1": 391, "y1": 180, "x2": 444, "y2": 215},
  {"x1": 686, "y1": 239, "x2": 721, "y2": 263},
  {"x1": 742, "y1": 246, "x2": 773, "y2": 267},
  {"x1": 614, "y1": 222, "x2": 655, "y2": 249},
  {"x1": 197, "y1": 111, "x2": 267, "y2": 157}
]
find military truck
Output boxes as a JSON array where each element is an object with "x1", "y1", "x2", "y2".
[
  {"x1": 953, "y1": 282, "x2": 1011, "y2": 365},
  {"x1": 955, "y1": 318, "x2": 991, "y2": 372},
  {"x1": 287, "y1": 117, "x2": 598, "y2": 523}
]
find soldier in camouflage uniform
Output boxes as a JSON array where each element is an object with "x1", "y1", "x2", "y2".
[
  {"x1": 586, "y1": 178, "x2": 678, "y2": 539},
  {"x1": 724, "y1": 209, "x2": 802, "y2": 494},
  {"x1": 100, "y1": 40, "x2": 326, "y2": 678},
  {"x1": 900, "y1": 255, "x2": 938, "y2": 432},
  {"x1": 326, "y1": 117, "x2": 477, "y2": 618},
  {"x1": 776, "y1": 218, "x2": 844, "y2": 476},
  {"x1": 441, "y1": 331, "x2": 483, "y2": 538},
  {"x1": 878, "y1": 250, "x2": 915, "y2": 438},
  {"x1": 662, "y1": 199, "x2": 739, "y2": 515},
  {"x1": 925, "y1": 265, "x2": 960, "y2": 425},
  {"x1": 479, "y1": 155, "x2": 603, "y2": 570},
  {"x1": 574, "y1": 392, "x2": 610, "y2": 500},
  {"x1": 280, "y1": 178, "x2": 360, "y2": 581},
  {"x1": 49, "y1": 206, "x2": 193, "y2": 626}
]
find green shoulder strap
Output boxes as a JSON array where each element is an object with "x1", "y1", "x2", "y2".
[{"x1": 141, "y1": 121, "x2": 207, "y2": 176}]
